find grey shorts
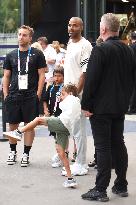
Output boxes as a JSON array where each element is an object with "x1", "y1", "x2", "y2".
[{"x1": 44, "y1": 116, "x2": 70, "y2": 150}]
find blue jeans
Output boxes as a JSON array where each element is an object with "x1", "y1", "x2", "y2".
[{"x1": 90, "y1": 114, "x2": 128, "y2": 191}]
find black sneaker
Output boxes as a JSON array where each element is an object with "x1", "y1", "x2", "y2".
[
  {"x1": 21, "y1": 153, "x2": 30, "y2": 167},
  {"x1": 7, "y1": 151, "x2": 17, "y2": 165},
  {"x1": 112, "y1": 186, "x2": 128, "y2": 197},
  {"x1": 88, "y1": 160, "x2": 96, "y2": 167},
  {"x1": 81, "y1": 187, "x2": 109, "y2": 202}
]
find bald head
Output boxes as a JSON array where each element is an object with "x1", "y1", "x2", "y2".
[
  {"x1": 70, "y1": 17, "x2": 83, "y2": 27},
  {"x1": 68, "y1": 17, "x2": 83, "y2": 41}
]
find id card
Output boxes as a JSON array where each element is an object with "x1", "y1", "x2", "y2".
[{"x1": 18, "y1": 74, "x2": 28, "y2": 90}]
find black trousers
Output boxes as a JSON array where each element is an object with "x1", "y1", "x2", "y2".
[
  {"x1": 128, "y1": 87, "x2": 136, "y2": 113},
  {"x1": 90, "y1": 114, "x2": 128, "y2": 191}
]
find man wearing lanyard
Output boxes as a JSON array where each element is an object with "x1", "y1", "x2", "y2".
[{"x1": 3, "y1": 25, "x2": 46, "y2": 167}]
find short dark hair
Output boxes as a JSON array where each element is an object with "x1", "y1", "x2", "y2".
[
  {"x1": 63, "y1": 84, "x2": 78, "y2": 97},
  {"x1": 37, "y1": 36, "x2": 48, "y2": 45},
  {"x1": 18, "y1": 25, "x2": 34, "y2": 37},
  {"x1": 53, "y1": 66, "x2": 64, "y2": 77}
]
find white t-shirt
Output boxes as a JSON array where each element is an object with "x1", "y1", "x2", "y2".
[
  {"x1": 58, "y1": 95, "x2": 81, "y2": 136},
  {"x1": 43, "y1": 45, "x2": 56, "y2": 79},
  {"x1": 64, "y1": 37, "x2": 92, "y2": 86},
  {"x1": 55, "y1": 50, "x2": 65, "y2": 66}
]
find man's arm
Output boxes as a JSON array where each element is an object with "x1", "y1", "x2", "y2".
[
  {"x1": 81, "y1": 46, "x2": 104, "y2": 112},
  {"x1": 2, "y1": 69, "x2": 11, "y2": 99},
  {"x1": 77, "y1": 72, "x2": 85, "y2": 94},
  {"x1": 37, "y1": 68, "x2": 46, "y2": 99}
]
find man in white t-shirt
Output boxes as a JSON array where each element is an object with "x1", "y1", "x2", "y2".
[
  {"x1": 37, "y1": 37, "x2": 56, "y2": 83},
  {"x1": 62, "y1": 17, "x2": 92, "y2": 176}
]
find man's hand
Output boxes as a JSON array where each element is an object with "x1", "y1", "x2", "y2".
[{"x1": 82, "y1": 110, "x2": 93, "y2": 117}]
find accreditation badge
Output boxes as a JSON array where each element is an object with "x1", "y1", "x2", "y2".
[{"x1": 18, "y1": 74, "x2": 28, "y2": 90}]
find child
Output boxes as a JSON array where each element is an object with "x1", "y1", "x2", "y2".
[
  {"x1": 43, "y1": 67, "x2": 69, "y2": 167},
  {"x1": 4, "y1": 84, "x2": 81, "y2": 188}
]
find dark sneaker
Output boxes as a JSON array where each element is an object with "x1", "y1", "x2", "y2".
[
  {"x1": 88, "y1": 160, "x2": 96, "y2": 167},
  {"x1": 21, "y1": 153, "x2": 30, "y2": 167},
  {"x1": 81, "y1": 188, "x2": 109, "y2": 202},
  {"x1": 7, "y1": 151, "x2": 17, "y2": 165},
  {"x1": 112, "y1": 186, "x2": 128, "y2": 197}
]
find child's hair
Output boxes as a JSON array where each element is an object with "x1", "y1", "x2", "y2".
[
  {"x1": 53, "y1": 66, "x2": 64, "y2": 77},
  {"x1": 63, "y1": 84, "x2": 78, "y2": 97}
]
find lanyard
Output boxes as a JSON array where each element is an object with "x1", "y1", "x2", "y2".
[
  {"x1": 49, "y1": 83, "x2": 63, "y2": 113},
  {"x1": 18, "y1": 47, "x2": 31, "y2": 74}
]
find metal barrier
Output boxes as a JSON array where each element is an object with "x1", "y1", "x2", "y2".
[{"x1": 0, "y1": 44, "x2": 18, "y2": 141}]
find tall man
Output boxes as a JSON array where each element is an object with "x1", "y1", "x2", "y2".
[
  {"x1": 3, "y1": 25, "x2": 46, "y2": 167},
  {"x1": 81, "y1": 13, "x2": 136, "y2": 202},
  {"x1": 63, "y1": 17, "x2": 92, "y2": 175}
]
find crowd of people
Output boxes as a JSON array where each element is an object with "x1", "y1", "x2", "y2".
[{"x1": 2, "y1": 13, "x2": 136, "y2": 202}]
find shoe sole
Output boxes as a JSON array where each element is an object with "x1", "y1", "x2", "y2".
[
  {"x1": 82, "y1": 197, "x2": 109, "y2": 202},
  {"x1": 7, "y1": 162, "x2": 16, "y2": 165},
  {"x1": 61, "y1": 171, "x2": 88, "y2": 176},
  {"x1": 63, "y1": 184, "x2": 77, "y2": 188},
  {"x1": 21, "y1": 163, "x2": 30, "y2": 167},
  {"x1": 112, "y1": 191, "x2": 128, "y2": 197},
  {"x1": 3, "y1": 132, "x2": 21, "y2": 141}
]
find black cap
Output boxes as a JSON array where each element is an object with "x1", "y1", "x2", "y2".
[{"x1": 131, "y1": 31, "x2": 136, "y2": 40}]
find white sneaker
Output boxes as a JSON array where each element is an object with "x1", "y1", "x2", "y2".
[
  {"x1": 61, "y1": 163, "x2": 88, "y2": 176},
  {"x1": 63, "y1": 178, "x2": 77, "y2": 188},
  {"x1": 51, "y1": 153, "x2": 60, "y2": 163},
  {"x1": 21, "y1": 153, "x2": 29, "y2": 167},
  {"x1": 52, "y1": 161, "x2": 62, "y2": 168},
  {"x1": 3, "y1": 130, "x2": 22, "y2": 141},
  {"x1": 7, "y1": 151, "x2": 17, "y2": 165}
]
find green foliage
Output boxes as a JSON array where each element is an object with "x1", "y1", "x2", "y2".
[{"x1": 0, "y1": 0, "x2": 20, "y2": 33}]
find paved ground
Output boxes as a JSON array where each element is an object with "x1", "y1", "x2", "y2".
[{"x1": 0, "y1": 115, "x2": 136, "y2": 204}]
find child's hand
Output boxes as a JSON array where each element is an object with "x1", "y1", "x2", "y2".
[{"x1": 44, "y1": 110, "x2": 50, "y2": 116}]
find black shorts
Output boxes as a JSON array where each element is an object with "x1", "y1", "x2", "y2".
[{"x1": 4, "y1": 94, "x2": 39, "y2": 124}]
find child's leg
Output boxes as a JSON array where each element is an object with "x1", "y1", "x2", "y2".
[
  {"x1": 56, "y1": 144, "x2": 72, "y2": 178},
  {"x1": 19, "y1": 117, "x2": 48, "y2": 133}
]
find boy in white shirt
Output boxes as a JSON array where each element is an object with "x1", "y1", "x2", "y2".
[{"x1": 4, "y1": 84, "x2": 81, "y2": 188}]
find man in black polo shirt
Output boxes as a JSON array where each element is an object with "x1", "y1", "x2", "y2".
[
  {"x1": 81, "y1": 13, "x2": 136, "y2": 202},
  {"x1": 3, "y1": 25, "x2": 46, "y2": 167}
]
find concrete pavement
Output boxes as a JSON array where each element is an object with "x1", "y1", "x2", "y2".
[{"x1": 0, "y1": 129, "x2": 136, "y2": 205}]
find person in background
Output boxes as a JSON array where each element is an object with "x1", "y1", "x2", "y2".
[
  {"x1": 81, "y1": 13, "x2": 136, "y2": 202},
  {"x1": 4, "y1": 84, "x2": 80, "y2": 189},
  {"x1": 52, "y1": 41, "x2": 66, "y2": 66},
  {"x1": 31, "y1": 41, "x2": 48, "y2": 116},
  {"x1": 3, "y1": 25, "x2": 46, "y2": 167},
  {"x1": 127, "y1": 31, "x2": 136, "y2": 115},
  {"x1": 37, "y1": 37, "x2": 56, "y2": 85}
]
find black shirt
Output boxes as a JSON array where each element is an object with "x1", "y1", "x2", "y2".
[
  {"x1": 3, "y1": 47, "x2": 46, "y2": 97},
  {"x1": 43, "y1": 84, "x2": 63, "y2": 116},
  {"x1": 82, "y1": 36, "x2": 136, "y2": 114}
]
